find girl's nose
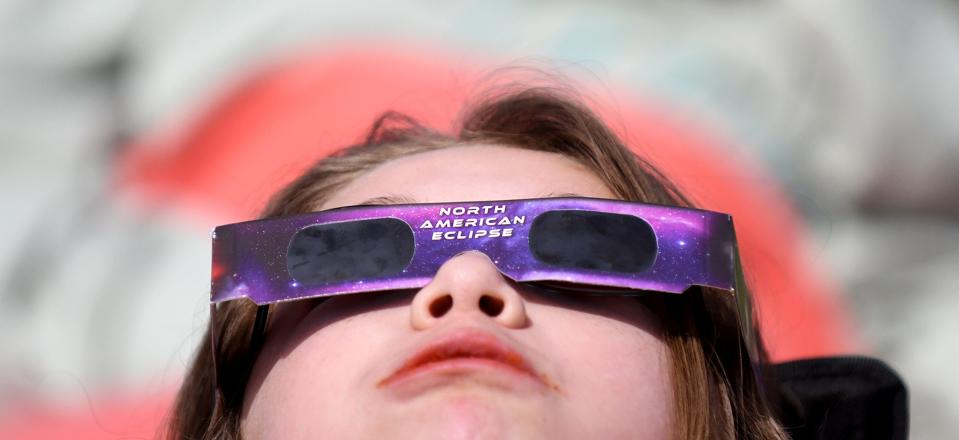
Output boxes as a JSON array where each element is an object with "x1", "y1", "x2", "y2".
[{"x1": 409, "y1": 251, "x2": 527, "y2": 330}]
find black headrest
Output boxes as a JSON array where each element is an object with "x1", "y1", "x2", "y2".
[{"x1": 773, "y1": 356, "x2": 908, "y2": 440}]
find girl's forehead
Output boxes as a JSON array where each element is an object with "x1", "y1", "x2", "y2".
[{"x1": 321, "y1": 145, "x2": 616, "y2": 210}]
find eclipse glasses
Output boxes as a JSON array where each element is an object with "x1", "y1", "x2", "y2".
[{"x1": 210, "y1": 197, "x2": 756, "y2": 361}]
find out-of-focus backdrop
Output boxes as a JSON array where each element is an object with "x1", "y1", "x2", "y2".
[{"x1": 1, "y1": 1, "x2": 957, "y2": 438}]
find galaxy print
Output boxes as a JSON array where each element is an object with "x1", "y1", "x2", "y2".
[{"x1": 210, "y1": 197, "x2": 740, "y2": 305}]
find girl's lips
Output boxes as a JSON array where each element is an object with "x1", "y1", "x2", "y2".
[{"x1": 376, "y1": 329, "x2": 557, "y2": 390}]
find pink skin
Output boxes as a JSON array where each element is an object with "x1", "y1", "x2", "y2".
[{"x1": 241, "y1": 145, "x2": 675, "y2": 439}]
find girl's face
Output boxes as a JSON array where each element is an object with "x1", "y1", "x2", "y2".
[{"x1": 241, "y1": 145, "x2": 674, "y2": 439}]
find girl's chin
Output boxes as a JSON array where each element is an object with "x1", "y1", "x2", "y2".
[{"x1": 362, "y1": 391, "x2": 559, "y2": 440}]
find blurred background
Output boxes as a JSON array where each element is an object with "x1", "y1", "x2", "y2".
[{"x1": 1, "y1": 0, "x2": 957, "y2": 438}]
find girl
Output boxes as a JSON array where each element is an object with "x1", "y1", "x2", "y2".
[{"x1": 169, "y1": 86, "x2": 787, "y2": 439}]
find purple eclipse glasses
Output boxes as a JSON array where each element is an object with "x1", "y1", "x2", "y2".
[{"x1": 210, "y1": 197, "x2": 758, "y2": 362}]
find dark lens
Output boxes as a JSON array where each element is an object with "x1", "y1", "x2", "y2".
[
  {"x1": 287, "y1": 218, "x2": 414, "y2": 285},
  {"x1": 529, "y1": 210, "x2": 656, "y2": 273}
]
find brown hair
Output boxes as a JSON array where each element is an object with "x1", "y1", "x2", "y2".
[{"x1": 167, "y1": 86, "x2": 786, "y2": 439}]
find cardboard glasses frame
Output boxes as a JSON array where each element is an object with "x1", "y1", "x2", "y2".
[{"x1": 206, "y1": 197, "x2": 759, "y2": 399}]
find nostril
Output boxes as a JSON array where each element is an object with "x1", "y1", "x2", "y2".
[
  {"x1": 478, "y1": 295, "x2": 504, "y2": 317},
  {"x1": 429, "y1": 295, "x2": 453, "y2": 318}
]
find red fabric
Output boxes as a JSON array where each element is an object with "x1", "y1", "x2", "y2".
[
  {"x1": 0, "y1": 390, "x2": 173, "y2": 440},
  {"x1": 17, "y1": 44, "x2": 852, "y2": 438}
]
